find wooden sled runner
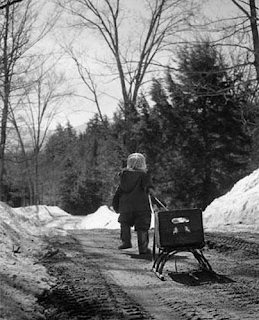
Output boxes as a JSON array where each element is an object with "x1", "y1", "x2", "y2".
[{"x1": 151, "y1": 206, "x2": 213, "y2": 281}]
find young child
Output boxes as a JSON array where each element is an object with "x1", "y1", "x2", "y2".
[{"x1": 112, "y1": 153, "x2": 155, "y2": 254}]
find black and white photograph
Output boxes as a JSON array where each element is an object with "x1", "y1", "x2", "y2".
[{"x1": 0, "y1": 0, "x2": 259, "y2": 319}]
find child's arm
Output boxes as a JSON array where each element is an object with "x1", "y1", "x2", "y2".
[
  {"x1": 142, "y1": 172, "x2": 155, "y2": 195},
  {"x1": 112, "y1": 186, "x2": 122, "y2": 213}
]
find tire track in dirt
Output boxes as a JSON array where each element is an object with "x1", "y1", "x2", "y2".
[
  {"x1": 155, "y1": 293, "x2": 240, "y2": 320},
  {"x1": 206, "y1": 233, "x2": 259, "y2": 256},
  {"x1": 209, "y1": 280, "x2": 259, "y2": 315},
  {"x1": 104, "y1": 230, "x2": 259, "y2": 320},
  {"x1": 38, "y1": 230, "x2": 259, "y2": 320},
  {"x1": 76, "y1": 230, "x2": 259, "y2": 320},
  {"x1": 39, "y1": 237, "x2": 154, "y2": 320},
  {"x1": 153, "y1": 272, "x2": 259, "y2": 320}
]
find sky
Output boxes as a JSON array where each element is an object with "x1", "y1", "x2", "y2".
[
  {"x1": 42, "y1": 0, "x2": 149, "y2": 129},
  {"x1": 39, "y1": 0, "x2": 241, "y2": 130}
]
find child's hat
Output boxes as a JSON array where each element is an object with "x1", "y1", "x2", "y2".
[{"x1": 127, "y1": 153, "x2": 147, "y2": 171}]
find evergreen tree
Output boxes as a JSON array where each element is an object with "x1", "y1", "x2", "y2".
[
  {"x1": 43, "y1": 122, "x2": 78, "y2": 208},
  {"x1": 41, "y1": 116, "x2": 122, "y2": 214},
  {"x1": 177, "y1": 41, "x2": 253, "y2": 207},
  {"x1": 77, "y1": 115, "x2": 119, "y2": 212},
  {"x1": 149, "y1": 40, "x2": 254, "y2": 209}
]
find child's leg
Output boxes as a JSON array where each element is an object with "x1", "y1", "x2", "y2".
[
  {"x1": 118, "y1": 223, "x2": 132, "y2": 249},
  {"x1": 135, "y1": 213, "x2": 151, "y2": 254},
  {"x1": 137, "y1": 230, "x2": 151, "y2": 254}
]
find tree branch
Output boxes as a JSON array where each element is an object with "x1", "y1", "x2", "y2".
[{"x1": 0, "y1": 0, "x2": 23, "y2": 10}]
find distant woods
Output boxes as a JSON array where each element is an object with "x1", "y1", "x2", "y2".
[{"x1": 4, "y1": 41, "x2": 258, "y2": 214}]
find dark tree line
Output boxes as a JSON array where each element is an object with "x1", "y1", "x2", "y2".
[
  {"x1": 4, "y1": 40, "x2": 258, "y2": 214},
  {"x1": 144, "y1": 41, "x2": 255, "y2": 209}
]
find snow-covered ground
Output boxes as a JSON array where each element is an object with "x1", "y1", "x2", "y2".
[{"x1": 203, "y1": 168, "x2": 259, "y2": 232}]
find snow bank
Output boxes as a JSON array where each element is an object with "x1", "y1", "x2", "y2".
[
  {"x1": 76, "y1": 206, "x2": 155, "y2": 230},
  {"x1": 12, "y1": 205, "x2": 70, "y2": 236},
  {"x1": 0, "y1": 202, "x2": 41, "y2": 241},
  {"x1": 0, "y1": 202, "x2": 68, "y2": 252},
  {"x1": 203, "y1": 168, "x2": 259, "y2": 232},
  {"x1": 13, "y1": 205, "x2": 70, "y2": 224},
  {"x1": 0, "y1": 202, "x2": 56, "y2": 320},
  {"x1": 0, "y1": 202, "x2": 46, "y2": 262},
  {"x1": 79, "y1": 206, "x2": 120, "y2": 229}
]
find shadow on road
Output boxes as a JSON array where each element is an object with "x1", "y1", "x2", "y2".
[
  {"x1": 168, "y1": 270, "x2": 234, "y2": 286},
  {"x1": 125, "y1": 252, "x2": 153, "y2": 261}
]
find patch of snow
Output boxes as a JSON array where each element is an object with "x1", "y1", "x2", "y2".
[
  {"x1": 13, "y1": 205, "x2": 70, "y2": 223},
  {"x1": 71, "y1": 206, "x2": 155, "y2": 230},
  {"x1": 78, "y1": 206, "x2": 120, "y2": 229},
  {"x1": 203, "y1": 168, "x2": 259, "y2": 232}
]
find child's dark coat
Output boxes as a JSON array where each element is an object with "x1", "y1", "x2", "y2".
[{"x1": 112, "y1": 169, "x2": 153, "y2": 231}]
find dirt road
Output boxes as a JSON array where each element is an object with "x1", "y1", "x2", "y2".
[{"x1": 38, "y1": 229, "x2": 259, "y2": 320}]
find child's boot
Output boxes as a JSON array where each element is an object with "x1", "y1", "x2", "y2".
[
  {"x1": 137, "y1": 230, "x2": 151, "y2": 254},
  {"x1": 118, "y1": 223, "x2": 132, "y2": 249}
]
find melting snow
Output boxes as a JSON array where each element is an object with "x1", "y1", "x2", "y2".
[{"x1": 203, "y1": 168, "x2": 259, "y2": 232}]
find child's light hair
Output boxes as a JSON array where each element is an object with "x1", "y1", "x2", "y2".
[{"x1": 127, "y1": 153, "x2": 147, "y2": 172}]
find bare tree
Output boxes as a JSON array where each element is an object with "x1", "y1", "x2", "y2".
[
  {"x1": 231, "y1": 0, "x2": 259, "y2": 80},
  {"x1": 8, "y1": 64, "x2": 70, "y2": 205},
  {"x1": 0, "y1": 1, "x2": 30, "y2": 200},
  {"x1": 0, "y1": 0, "x2": 23, "y2": 10},
  {"x1": 58, "y1": 0, "x2": 198, "y2": 120},
  {"x1": 66, "y1": 46, "x2": 106, "y2": 125},
  {"x1": 201, "y1": 0, "x2": 259, "y2": 83},
  {"x1": 0, "y1": 0, "x2": 59, "y2": 200}
]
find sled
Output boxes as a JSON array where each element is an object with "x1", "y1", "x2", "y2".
[{"x1": 150, "y1": 198, "x2": 213, "y2": 281}]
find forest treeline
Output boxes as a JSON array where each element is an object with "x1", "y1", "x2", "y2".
[{"x1": 4, "y1": 41, "x2": 259, "y2": 214}]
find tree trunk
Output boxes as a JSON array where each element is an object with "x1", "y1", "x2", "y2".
[
  {"x1": 249, "y1": 0, "x2": 259, "y2": 80},
  {"x1": 0, "y1": 4, "x2": 10, "y2": 201}
]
